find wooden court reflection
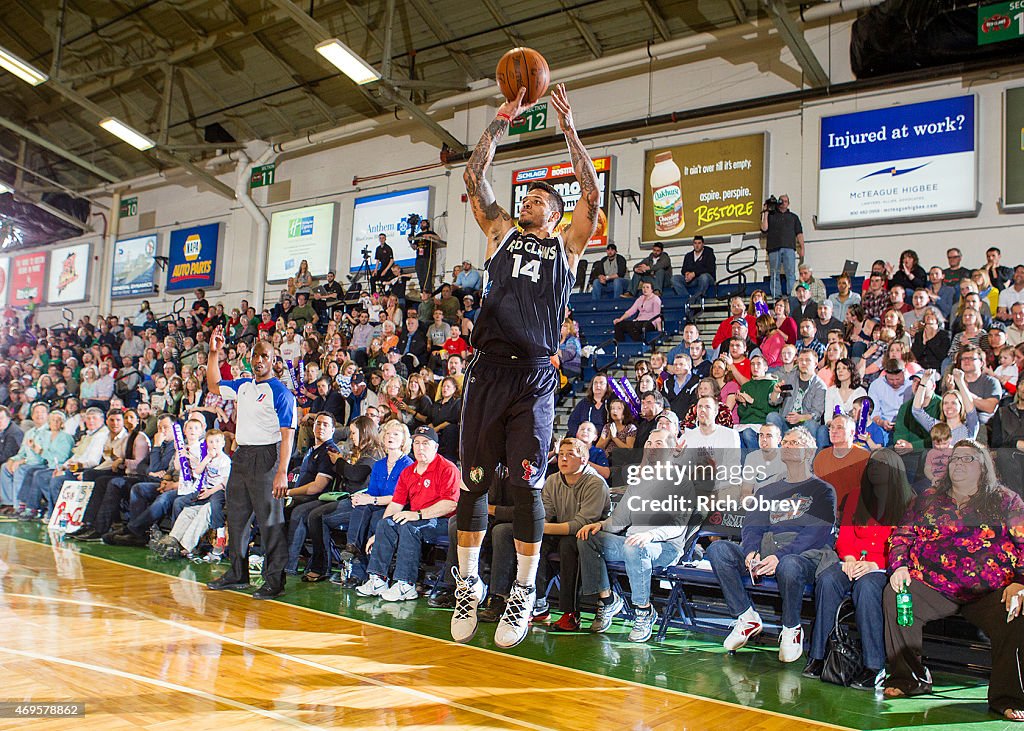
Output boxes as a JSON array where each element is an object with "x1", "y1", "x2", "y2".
[{"x1": 0, "y1": 534, "x2": 845, "y2": 730}]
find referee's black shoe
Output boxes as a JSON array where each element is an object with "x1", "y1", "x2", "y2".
[
  {"x1": 253, "y1": 584, "x2": 285, "y2": 600},
  {"x1": 207, "y1": 575, "x2": 252, "y2": 591}
]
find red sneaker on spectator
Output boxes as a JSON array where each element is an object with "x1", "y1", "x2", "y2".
[{"x1": 550, "y1": 612, "x2": 581, "y2": 632}]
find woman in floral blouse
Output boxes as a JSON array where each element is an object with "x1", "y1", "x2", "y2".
[{"x1": 883, "y1": 439, "x2": 1024, "y2": 721}]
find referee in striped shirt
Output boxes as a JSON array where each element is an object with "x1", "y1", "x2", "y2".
[{"x1": 206, "y1": 328, "x2": 297, "y2": 599}]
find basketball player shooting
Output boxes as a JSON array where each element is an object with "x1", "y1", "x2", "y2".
[{"x1": 452, "y1": 84, "x2": 600, "y2": 648}]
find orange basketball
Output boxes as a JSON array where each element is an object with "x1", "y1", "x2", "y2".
[{"x1": 496, "y1": 48, "x2": 550, "y2": 106}]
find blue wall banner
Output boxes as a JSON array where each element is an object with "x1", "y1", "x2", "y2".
[
  {"x1": 167, "y1": 222, "x2": 220, "y2": 291},
  {"x1": 818, "y1": 95, "x2": 977, "y2": 226}
]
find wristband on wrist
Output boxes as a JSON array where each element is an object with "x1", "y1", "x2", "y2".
[{"x1": 496, "y1": 112, "x2": 512, "y2": 122}]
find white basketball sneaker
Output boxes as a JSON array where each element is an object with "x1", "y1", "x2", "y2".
[
  {"x1": 355, "y1": 574, "x2": 388, "y2": 597},
  {"x1": 778, "y1": 625, "x2": 804, "y2": 663},
  {"x1": 380, "y1": 580, "x2": 418, "y2": 602},
  {"x1": 723, "y1": 607, "x2": 763, "y2": 651},
  {"x1": 451, "y1": 567, "x2": 486, "y2": 643},
  {"x1": 494, "y1": 581, "x2": 536, "y2": 649}
]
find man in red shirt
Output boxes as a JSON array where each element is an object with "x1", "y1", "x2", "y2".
[
  {"x1": 724, "y1": 337, "x2": 752, "y2": 384},
  {"x1": 711, "y1": 297, "x2": 752, "y2": 351},
  {"x1": 812, "y1": 414, "x2": 869, "y2": 518},
  {"x1": 356, "y1": 426, "x2": 459, "y2": 601}
]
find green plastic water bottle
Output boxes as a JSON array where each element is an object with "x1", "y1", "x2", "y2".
[{"x1": 896, "y1": 582, "x2": 914, "y2": 627}]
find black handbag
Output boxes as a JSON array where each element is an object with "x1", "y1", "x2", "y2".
[{"x1": 821, "y1": 598, "x2": 864, "y2": 686}]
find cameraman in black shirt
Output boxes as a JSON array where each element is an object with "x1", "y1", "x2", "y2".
[
  {"x1": 410, "y1": 217, "x2": 440, "y2": 293},
  {"x1": 372, "y1": 234, "x2": 394, "y2": 292},
  {"x1": 760, "y1": 194, "x2": 804, "y2": 300}
]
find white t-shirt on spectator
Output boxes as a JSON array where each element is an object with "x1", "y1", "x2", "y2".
[
  {"x1": 999, "y1": 285, "x2": 1024, "y2": 312},
  {"x1": 683, "y1": 425, "x2": 741, "y2": 450},
  {"x1": 744, "y1": 450, "x2": 787, "y2": 492},
  {"x1": 280, "y1": 338, "x2": 302, "y2": 363}
]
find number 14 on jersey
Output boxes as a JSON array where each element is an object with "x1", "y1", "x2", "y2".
[{"x1": 511, "y1": 254, "x2": 542, "y2": 283}]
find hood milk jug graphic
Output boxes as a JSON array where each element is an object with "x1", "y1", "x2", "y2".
[
  {"x1": 650, "y1": 151, "x2": 685, "y2": 237},
  {"x1": 57, "y1": 252, "x2": 79, "y2": 295}
]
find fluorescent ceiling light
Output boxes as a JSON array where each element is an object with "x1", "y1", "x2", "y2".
[
  {"x1": 0, "y1": 46, "x2": 48, "y2": 86},
  {"x1": 0, "y1": 181, "x2": 12, "y2": 194},
  {"x1": 315, "y1": 38, "x2": 381, "y2": 85},
  {"x1": 99, "y1": 117, "x2": 156, "y2": 151}
]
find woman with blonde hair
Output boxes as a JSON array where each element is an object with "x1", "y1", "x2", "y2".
[
  {"x1": 953, "y1": 279, "x2": 980, "y2": 325},
  {"x1": 78, "y1": 366, "x2": 99, "y2": 407},
  {"x1": 972, "y1": 269, "x2": 998, "y2": 318},
  {"x1": 912, "y1": 368, "x2": 979, "y2": 442},
  {"x1": 379, "y1": 376, "x2": 409, "y2": 425},
  {"x1": 382, "y1": 294, "x2": 403, "y2": 330}
]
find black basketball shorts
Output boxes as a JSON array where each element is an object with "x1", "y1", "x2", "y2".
[{"x1": 459, "y1": 353, "x2": 557, "y2": 491}]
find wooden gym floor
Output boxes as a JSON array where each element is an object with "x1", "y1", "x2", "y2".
[{"x1": 0, "y1": 531, "x2": 851, "y2": 731}]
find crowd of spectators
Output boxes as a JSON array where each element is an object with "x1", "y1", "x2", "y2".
[{"x1": 2, "y1": 237, "x2": 1024, "y2": 716}]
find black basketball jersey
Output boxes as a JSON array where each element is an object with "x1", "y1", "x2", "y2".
[{"x1": 470, "y1": 228, "x2": 575, "y2": 359}]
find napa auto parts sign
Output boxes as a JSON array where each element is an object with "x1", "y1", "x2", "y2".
[
  {"x1": 167, "y1": 222, "x2": 220, "y2": 291},
  {"x1": 817, "y1": 95, "x2": 977, "y2": 226},
  {"x1": 511, "y1": 157, "x2": 611, "y2": 248}
]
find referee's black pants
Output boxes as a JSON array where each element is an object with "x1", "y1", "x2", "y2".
[{"x1": 226, "y1": 444, "x2": 287, "y2": 590}]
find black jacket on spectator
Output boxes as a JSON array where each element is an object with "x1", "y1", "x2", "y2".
[
  {"x1": 310, "y1": 391, "x2": 346, "y2": 424},
  {"x1": 634, "y1": 414, "x2": 660, "y2": 452},
  {"x1": 0, "y1": 421, "x2": 23, "y2": 462},
  {"x1": 398, "y1": 327, "x2": 429, "y2": 367},
  {"x1": 890, "y1": 267, "x2": 927, "y2": 292},
  {"x1": 430, "y1": 397, "x2": 462, "y2": 463},
  {"x1": 662, "y1": 373, "x2": 699, "y2": 421},
  {"x1": 680, "y1": 248, "x2": 717, "y2": 281},
  {"x1": 589, "y1": 254, "x2": 627, "y2": 285},
  {"x1": 336, "y1": 452, "x2": 375, "y2": 492},
  {"x1": 790, "y1": 298, "x2": 818, "y2": 325},
  {"x1": 988, "y1": 265, "x2": 1014, "y2": 290},
  {"x1": 911, "y1": 329, "x2": 951, "y2": 371}
]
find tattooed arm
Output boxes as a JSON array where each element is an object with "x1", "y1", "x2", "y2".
[
  {"x1": 464, "y1": 88, "x2": 526, "y2": 260},
  {"x1": 551, "y1": 84, "x2": 599, "y2": 270}
]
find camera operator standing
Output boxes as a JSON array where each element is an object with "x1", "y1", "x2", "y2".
[
  {"x1": 372, "y1": 233, "x2": 395, "y2": 292},
  {"x1": 410, "y1": 216, "x2": 439, "y2": 294},
  {"x1": 760, "y1": 194, "x2": 804, "y2": 299}
]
